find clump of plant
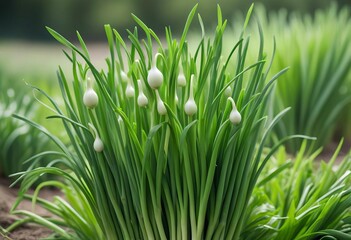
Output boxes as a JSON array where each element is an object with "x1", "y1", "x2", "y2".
[
  {"x1": 6, "y1": 5, "x2": 310, "y2": 239},
  {"x1": 270, "y1": 4, "x2": 351, "y2": 152},
  {"x1": 242, "y1": 141, "x2": 351, "y2": 239},
  {"x1": 225, "y1": 4, "x2": 351, "y2": 153},
  {"x1": 0, "y1": 75, "x2": 53, "y2": 180}
]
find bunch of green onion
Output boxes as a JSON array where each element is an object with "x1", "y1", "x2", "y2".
[{"x1": 9, "y1": 4, "x2": 306, "y2": 239}]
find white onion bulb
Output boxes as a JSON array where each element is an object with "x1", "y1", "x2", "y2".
[
  {"x1": 147, "y1": 53, "x2": 163, "y2": 89},
  {"x1": 89, "y1": 123, "x2": 104, "y2": 152},
  {"x1": 175, "y1": 93, "x2": 179, "y2": 105},
  {"x1": 184, "y1": 75, "x2": 197, "y2": 116},
  {"x1": 137, "y1": 80, "x2": 148, "y2": 107},
  {"x1": 120, "y1": 70, "x2": 129, "y2": 83},
  {"x1": 83, "y1": 78, "x2": 98, "y2": 109},
  {"x1": 93, "y1": 137, "x2": 104, "y2": 152},
  {"x1": 225, "y1": 86, "x2": 232, "y2": 97},
  {"x1": 155, "y1": 90, "x2": 167, "y2": 115},
  {"x1": 148, "y1": 66, "x2": 163, "y2": 89},
  {"x1": 125, "y1": 82, "x2": 135, "y2": 98},
  {"x1": 228, "y1": 97, "x2": 241, "y2": 125},
  {"x1": 177, "y1": 72, "x2": 186, "y2": 87}
]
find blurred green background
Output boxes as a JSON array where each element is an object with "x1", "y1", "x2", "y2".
[
  {"x1": 1, "y1": 0, "x2": 350, "y2": 41},
  {"x1": 1, "y1": 0, "x2": 350, "y2": 81}
]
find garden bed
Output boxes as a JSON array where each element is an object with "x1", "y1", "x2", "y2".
[{"x1": 0, "y1": 177, "x2": 60, "y2": 239}]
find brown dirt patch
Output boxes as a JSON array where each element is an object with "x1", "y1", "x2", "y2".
[{"x1": 0, "y1": 177, "x2": 61, "y2": 240}]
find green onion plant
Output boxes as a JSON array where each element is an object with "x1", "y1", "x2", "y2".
[
  {"x1": 0, "y1": 74, "x2": 53, "y2": 180},
  {"x1": 241, "y1": 4, "x2": 351, "y2": 153},
  {"x1": 243, "y1": 141, "x2": 351, "y2": 239},
  {"x1": 6, "y1": 5, "x2": 309, "y2": 239}
]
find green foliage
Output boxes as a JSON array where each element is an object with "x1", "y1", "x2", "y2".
[
  {"x1": 272, "y1": 5, "x2": 351, "y2": 152},
  {"x1": 0, "y1": 73, "x2": 54, "y2": 179},
  {"x1": 5, "y1": 5, "x2": 302, "y2": 239},
  {"x1": 242, "y1": 141, "x2": 351, "y2": 239},
  {"x1": 227, "y1": 4, "x2": 351, "y2": 153},
  {"x1": 4, "y1": 4, "x2": 351, "y2": 240}
]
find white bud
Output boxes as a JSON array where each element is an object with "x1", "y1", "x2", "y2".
[
  {"x1": 228, "y1": 97, "x2": 241, "y2": 125},
  {"x1": 184, "y1": 74, "x2": 197, "y2": 116},
  {"x1": 148, "y1": 66, "x2": 163, "y2": 89},
  {"x1": 89, "y1": 123, "x2": 104, "y2": 152},
  {"x1": 177, "y1": 72, "x2": 186, "y2": 87},
  {"x1": 225, "y1": 86, "x2": 232, "y2": 97},
  {"x1": 185, "y1": 99, "x2": 197, "y2": 116},
  {"x1": 125, "y1": 82, "x2": 135, "y2": 98},
  {"x1": 230, "y1": 110, "x2": 241, "y2": 124},
  {"x1": 137, "y1": 80, "x2": 148, "y2": 107},
  {"x1": 175, "y1": 93, "x2": 179, "y2": 104},
  {"x1": 157, "y1": 101, "x2": 167, "y2": 115},
  {"x1": 83, "y1": 78, "x2": 98, "y2": 109},
  {"x1": 94, "y1": 137, "x2": 104, "y2": 152},
  {"x1": 120, "y1": 70, "x2": 129, "y2": 83},
  {"x1": 83, "y1": 89, "x2": 99, "y2": 108},
  {"x1": 155, "y1": 90, "x2": 167, "y2": 115},
  {"x1": 148, "y1": 53, "x2": 163, "y2": 89},
  {"x1": 138, "y1": 94, "x2": 148, "y2": 107}
]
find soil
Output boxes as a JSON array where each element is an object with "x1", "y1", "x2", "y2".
[
  {"x1": 0, "y1": 177, "x2": 61, "y2": 240},
  {"x1": 319, "y1": 139, "x2": 351, "y2": 163}
]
